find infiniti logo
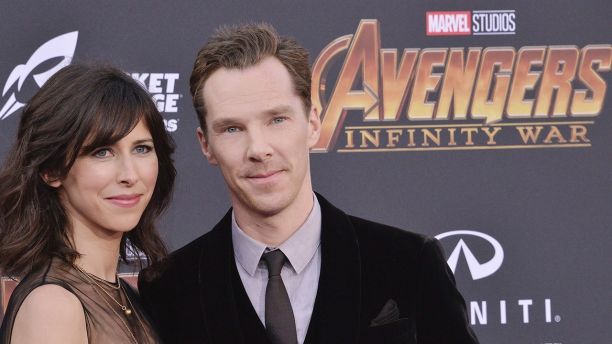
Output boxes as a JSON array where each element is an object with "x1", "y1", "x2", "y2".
[
  {"x1": 435, "y1": 230, "x2": 504, "y2": 280},
  {"x1": 0, "y1": 31, "x2": 78, "y2": 120}
]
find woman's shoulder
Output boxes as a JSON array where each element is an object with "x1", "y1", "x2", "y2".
[
  {"x1": 10, "y1": 284, "x2": 87, "y2": 343},
  {"x1": 17, "y1": 284, "x2": 83, "y2": 318}
]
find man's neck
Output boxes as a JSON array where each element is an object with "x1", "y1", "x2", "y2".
[{"x1": 233, "y1": 192, "x2": 315, "y2": 247}]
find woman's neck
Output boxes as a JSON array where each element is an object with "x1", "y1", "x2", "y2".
[{"x1": 70, "y1": 221, "x2": 123, "y2": 282}]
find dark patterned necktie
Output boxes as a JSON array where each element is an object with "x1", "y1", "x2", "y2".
[{"x1": 261, "y1": 249, "x2": 298, "y2": 344}]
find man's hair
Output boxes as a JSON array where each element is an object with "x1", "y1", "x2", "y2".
[{"x1": 189, "y1": 23, "x2": 312, "y2": 133}]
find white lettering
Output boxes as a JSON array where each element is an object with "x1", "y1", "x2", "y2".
[
  {"x1": 163, "y1": 118, "x2": 178, "y2": 132},
  {"x1": 466, "y1": 298, "x2": 558, "y2": 325},
  {"x1": 508, "y1": 13, "x2": 516, "y2": 31},
  {"x1": 148, "y1": 73, "x2": 164, "y2": 93},
  {"x1": 152, "y1": 94, "x2": 165, "y2": 112},
  {"x1": 164, "y1": 94, "x2": 179, "y2": 112},
  {"x1": 459, "y1": 16, "x2": 468, "y2": 31},
  {"x1": 472, "y1": 11, "x2": 517, "y2": 33},
  {"x1": 165, "y1": 73, "x2": 179, "y2": 93},
  {"x1": 428, "y1": 15, "x2": 438, "y2": 32},
  {"x1": 445, "y1": 15, "x2": 453, "y2": 32},
  {"x1": 518, "y1": 299, "x2": 533, "y2": 323},
  {"x1": 428, "y1": 13, "x2": 469, "y2": 33},
  {"x1": 132, "y1": 73, "x2": 149, "y2": 87},
  {"x1": 470, "y1": 301, "x2": 487, "y2": 325},
  {"x1": 500, "y1": 300, "x2": 507, "y2": 324}
]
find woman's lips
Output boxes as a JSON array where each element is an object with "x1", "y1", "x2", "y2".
[{"x1": 105, "y1": 194, "x2": 142, "y2": 208}]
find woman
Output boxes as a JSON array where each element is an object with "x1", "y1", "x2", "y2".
[{"x1": 0, "y1": 63, "x2": 175, "y2": 343}]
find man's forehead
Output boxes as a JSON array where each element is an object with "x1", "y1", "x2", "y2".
[
  {"x1": 203, "y1": 57, "x2": 293, "y2": 97},
  {"x1": 202, "y1": 58, "x2": 300, "y2": 117}
]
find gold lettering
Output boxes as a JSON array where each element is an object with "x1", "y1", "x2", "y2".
[
  {"x1": 360, "y1": 129, "x2": 381, "y2": 147},
  {"x1": 472, "y1": 47, "x2": 516, "y2": 124},
  {"x1": 407, "y1": 129, "x2": 416, "y2": 146},
  {"x1": 507, "y1": 46, "x2": 545, "y2": 118},
  {"x1": 381, "y1": 49, "x2": 419, "y2": 121},
  {"x1": 460, "y1": 128, "x2": 479, "y2": 145},
  {"x1": 344, "y1": 130, "x2": 355, "y2": 148},
  {"x1": 422, "y1": 128, "x2": 442, "y2": 146},
  {"x1": 571, "y1": 44, "x2": 612, "y2": 116},
  {"x1": 569, "y1": 125, "x2": 590, "y2": 143},
  {"x1": 386, "y1": 129, "x2": 403, "y2": 147},
  {"x1": 437, "y1": 48, "x2": 481, "y2": 120},
  {"x1": 535, "y1": 46, "x2": 579, "y2": 117},
  {"x1": 314, "y1": 20, "x2": 380, "y2": 151},
  {"x1": 543, "y1": 126, "x2": 567, "y2": 143},
  {"x1": 408, "y1": 48, "x2": 447, "y2": 120},
  {"x1": 448, "y1": 128, "x2": 457, "y2": 146},
  {"x1": 516, "y1": 126, "x2": 544, "y2": 143},
  {"x1": 482, "y1": 127, "x2": 502, "y2": 144}
]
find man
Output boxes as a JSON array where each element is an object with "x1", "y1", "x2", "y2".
[{"x1": 139, "y1": 23, "x2": 479, "y2": 344}]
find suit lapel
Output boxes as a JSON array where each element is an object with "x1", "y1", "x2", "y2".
[
  {"x1": 198, "y1": 210, "x2": 245, "y2": 343},
  {"x1": 305, "y1": 195, "x2": 362, "y2": 344}
]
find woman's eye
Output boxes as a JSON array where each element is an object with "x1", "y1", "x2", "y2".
[
  {"x1": 93, "y1": 148, "x2": 112, "y2": 158},
  {"x1": 134, "y1": 145, "x2": 153, "y2": 154}
]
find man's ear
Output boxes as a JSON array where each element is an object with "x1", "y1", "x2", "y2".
[
  {"x1": 307, "y1": 105, "x2": 321, "y2": 148},
  {"x1": 41, "y1": 173, "x2": 62, "y2": 188},
  {"x1": 196, "y1": 127, "x2": 218, "y2": 165}
]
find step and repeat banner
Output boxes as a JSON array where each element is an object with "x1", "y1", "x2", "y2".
[{"x1": 1, "y1": 1, "x2": 610, "y2": 343}]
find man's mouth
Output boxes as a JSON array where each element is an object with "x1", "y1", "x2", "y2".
[{"x1": 246, "y1": 170, "x2": 284, "y2": 184}]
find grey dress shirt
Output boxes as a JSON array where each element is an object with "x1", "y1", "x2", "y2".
[{"x1": 231, "y1": 197, "x2": 322, "y2": 344}]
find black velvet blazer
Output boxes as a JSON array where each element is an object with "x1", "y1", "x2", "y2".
[{"x1": 138, "y1": 194, "x2": 479, "y2": 344}]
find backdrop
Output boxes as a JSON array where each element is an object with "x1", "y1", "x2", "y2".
[{"x1": 1, "y1": 1, "x2": 610, "y2": 343}]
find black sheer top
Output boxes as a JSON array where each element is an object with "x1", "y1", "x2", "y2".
[{"x1": 0, "y1": 258, "x2": 160, "y2": 343}]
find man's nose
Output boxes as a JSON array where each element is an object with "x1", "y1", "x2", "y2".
[{"x1": 246, "y1": 128, "x2": 273, "y2": 162}]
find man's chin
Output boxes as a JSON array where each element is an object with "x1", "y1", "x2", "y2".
[{"x1": 240, "y1": 194, "x2": 291, "y2": 217}]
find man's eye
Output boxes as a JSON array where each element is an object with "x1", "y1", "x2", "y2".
[
  {"x1": 93, "y1": 148, "x2": 112, "y2": 158},
  {"x1": 225, "y1": 127, "x2": 240, "y2": 133},
  {"x1": 134, "y1": 145, "x2": 153, "y2": 154},
  {"x1": 272, "y1": 117, "x2": 286, "y2": 124}
]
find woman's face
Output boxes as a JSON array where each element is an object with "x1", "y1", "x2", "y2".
[{"x1": 54, "y1": 120, "x2": 158, "y2": 237}]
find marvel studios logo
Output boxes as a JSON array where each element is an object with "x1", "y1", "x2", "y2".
[{"x1": 426, "y1": 10, "x2": 516, "y2": 36}]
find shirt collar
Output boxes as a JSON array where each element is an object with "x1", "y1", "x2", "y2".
[{"x1": 231, "y1": 194, "x2": 322, "y2": 276}]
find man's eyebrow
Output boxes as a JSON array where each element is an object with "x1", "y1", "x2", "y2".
[
  {"x1": 264, "y1": 105, "x2": 294, "y2": 115},
  {"x1": 210, "y1": 118, "x2": 240, "y2": 131}
]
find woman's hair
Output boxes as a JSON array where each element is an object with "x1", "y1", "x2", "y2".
[{"x1": 0, "y1": 63, "x2": 176, "y2": 277}]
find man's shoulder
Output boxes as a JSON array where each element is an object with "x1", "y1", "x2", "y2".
[
  {"x1": 161, "y1": 227, "x2": 223, "y2": 264},
  {"x1": 139, "y1": 212, "x2": 231, "y2": 287},
  {"x1": 344, "y1": 214, "x2": 448, "y2": 281},
  {"x1": 169, "y1": 227, "x2": 221, "y2": 262},
  {"x1": 316, "y1": 193, "x2": 431, "y2": 254},
  {"x1": 347, "y1": 214, "x2": 430, "y2": 253}
]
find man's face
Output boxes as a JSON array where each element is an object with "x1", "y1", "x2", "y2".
[{"x1": 197, "y1": 56, "x2": 320, "y2": 218}]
